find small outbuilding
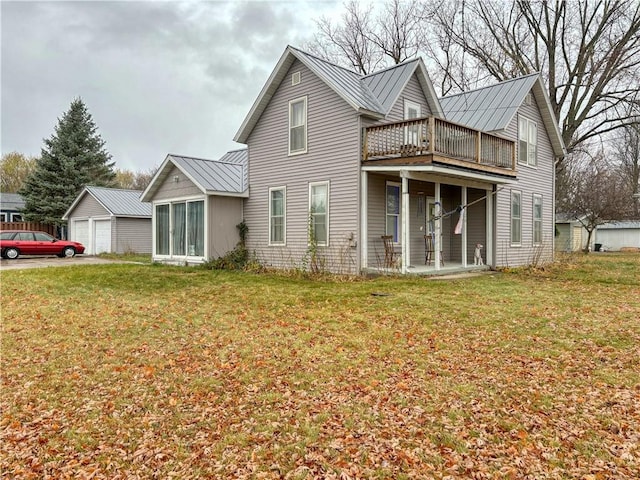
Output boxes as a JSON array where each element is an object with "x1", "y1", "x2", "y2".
[
  {"x1": 595, "y1": 221, "x2": 640, "y2": 251},
  {"x1": 140, "y1": 150, "x2": 248, "y2": 264},
  {"x1": 63, "y1": 186, "x2": 152, "y2": 255},
  {"x1": 555, "y1": 214, "x2": 591, "y2": 252}
]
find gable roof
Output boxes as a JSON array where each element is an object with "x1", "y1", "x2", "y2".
[
  {"x1": 234, "y1": 46, "x2": 444, "y2": 144},
  {"x1": 0, "y1": 192, "x2": 25, "y2": 211},
  {"x1": 62, "y1": 186, "x2": 151, "y2": 220},
  {"x1": 440, "y1": 73, "x2": 565, "y2": 157},
  {"x1": 140, "y1": 149, "x2": 248, "y2": 202}
]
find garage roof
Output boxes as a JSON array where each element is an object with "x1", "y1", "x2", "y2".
[{"x1": 62, "y1": 186, "x2": 152, "y2": 220}]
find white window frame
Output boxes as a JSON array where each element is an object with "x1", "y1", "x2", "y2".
[
  {"x1": 518, "y1": 116, "x2": 537, "y2": 167},
  {"x1": 268, "y1": 186, "x2": 286, "y2": 246},
  {"x1": 11, "y1": 213, "x2": 23, "y2": 222},
  {"x1": 153, "y1": 196, "x2": 206, "y2": 258},
  {"x1": 0, "y1": 213, "x2": 7, "y2": 222},
  {"x1": 511, "y1": 190, "x2": 522, "y2": 246},
  {"x1": 533, "y1": 194, "x2": 543, "y2": 246},
  {"x1": 386, "y1": 181, "x2": 401, "y2": 243},
  {"x1": 289, "y1": 96, "x2": 308, "y2": 156},
  {"x1": 404, "y1": 100, "x2": 422, "y2": 146},
  {"x1": 308, "y1": 181, "x2": 329, "y2": 247}
]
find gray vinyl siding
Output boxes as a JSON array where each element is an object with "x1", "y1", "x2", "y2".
[
  {"x1": 495, "y1": 96, "x2": 555, "y2": 267},
  {"x1": 244, "y1": 59, "x2": 361, "y2": 274},
  {"x1": 112, "y1": 217, "x2": 152, "y2": 254},
  {"x1": 68, "y1": 194, "x2": 109, "y2": 218},
  {"x1": 207, "y1": 196, "x2": 243, "y2": 259},
  {"x1": 153, "y1": 166, "x2": 202, "y2": 201},
  {"x1": 466, "y1": 188, "x2": 488, "y2": 264},
  {"x1": 387, "y1": 74, "x2": 432, "y2": 121}
]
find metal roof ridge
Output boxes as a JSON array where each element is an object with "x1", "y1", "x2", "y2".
[
  {"x1": 288, "y1": 45, "x2": 363, "y2": 77},
  {"x1": 441, "y1": 72, "x2": 540, "y2": 100},
  {"x1": 362, "y1": 58, "x2": 420, "y2": 79}
]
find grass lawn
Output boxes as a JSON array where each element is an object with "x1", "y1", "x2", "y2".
[{"x1": 1, "y1": 253, "x2": 639, "y2": 479}]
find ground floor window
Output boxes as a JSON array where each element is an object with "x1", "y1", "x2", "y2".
[
  {"x1": 533, "y1": 194, "x2": 543, "y2": 245},
  {"x1": 309, "y1": 181, "x2": 329, "y2": 246},
  {"x1": 386, "y1": 182, "x2": 401, "y2": 242},
  {"x1": 155, "y1": 200, "x2": 204, "y2": 256},
  {"x1": 269, "y1": 187, "x2": 286, "y2": 245},
  {"x1": 511, "y1": 190, "x2": 522, "y2": 246}
]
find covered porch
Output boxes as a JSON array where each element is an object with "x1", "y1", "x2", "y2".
[{"x1": 360, "y1": 168, "x2": 513, "y2": 275}]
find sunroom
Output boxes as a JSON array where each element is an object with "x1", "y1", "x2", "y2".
[{"x1": 141, "y1": 151, "x2": 248, "y2": 264}]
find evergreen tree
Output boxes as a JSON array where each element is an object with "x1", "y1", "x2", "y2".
[{"x1": 20, "y1": 98, "x2": 116, "y2": 225}]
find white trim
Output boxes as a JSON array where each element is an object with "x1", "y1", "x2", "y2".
[
  {"x1": 308, "y1": 181, "x2": 330, "y2": 247},
  {"x1": 401, "y1": 175, "x2": 409, "y2": 274},
  {"x1": 361, "y1": 164, "x2": 516, "y2": 185},
  {"x1": 288, "y1": 96, "x2": 308, "y2": 156},
  {"x1": 435, "y1": 182, "x2": 441, "y2": 271},
  {"x1": 461, "y1": 186, "x2": 467, "y2": 268},
  {"x1": 404, "y1": 99, "x2": 421, "y2": 120},
  {"x1": 385, "y1": 181, "x2": 401, "y2": 243},
  {"x1": 152, "y1": 197, "x2": 207, "y2": 260},
  {"x1": 360, "y1": 170, "x2": 368, "y2": 269},
  {"x1": 268, "y1": 186, "x2": 287, "y2": 246},
  {"x1": 518, "y1": 115, "x2": 538, "y2": 168},
  {"x1": 486, "y1": 188, "x2": 494, "y2": 266},
  {"x1": 532, "y1": 193, "x2": 543, "y2": 246},
  {"x1": 510, "y1": 189, "x2": 522, "y2": 247}
]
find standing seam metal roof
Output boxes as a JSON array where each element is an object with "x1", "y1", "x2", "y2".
[
  {"x1": 85, "y1": 186, "x2": 151, "y2": 217},
  {"x1": 167, "y1": 150, "x2": 248, "y2": 194},
  {"x1": 440, "y1": 74, "x2": 539, "y2": 132}
]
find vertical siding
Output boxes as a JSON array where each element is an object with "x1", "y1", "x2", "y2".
[
  {"x1": 68, "y1": 194, "x2": 109, "y2": 218},
  {"x1": 208, "y1": 196, "x2": 243, "y2": 258},
  {"x1": 244, "y1": 59, "x2": 361, "y2": 274},
  {"x1": 495, "y1": 95, "x2": 555, "y2": 267},
  {"x1": 112, "y1": 217, "x2": 152, "y2": 254},
  {"x1": 153, "y1": 166, "x2": 202, "y2": 201}
]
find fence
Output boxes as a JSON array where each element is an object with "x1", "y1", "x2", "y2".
[{"x1": 0, "y1": 222, "x2": 58, "y2": 237}]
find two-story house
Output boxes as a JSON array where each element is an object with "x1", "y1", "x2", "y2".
[
  {"x1": 232, "y1": 46, "x2": 564, "y2": 274},
  {"x1": 144, "y1": 45, "x2": 565, "y2": 274}
]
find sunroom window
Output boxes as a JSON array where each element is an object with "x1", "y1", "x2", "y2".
[{"x1": 155, "y1": 200, "x2": 204, "y2": 257}]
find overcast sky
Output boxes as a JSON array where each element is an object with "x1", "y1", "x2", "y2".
[{"x1": 1, "y1": 0, "x2": 343, "y2": 171}]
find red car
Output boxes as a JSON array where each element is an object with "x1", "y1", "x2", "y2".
[{"x1": 0, "y1": 230, "x2": 85, "y2": 259}]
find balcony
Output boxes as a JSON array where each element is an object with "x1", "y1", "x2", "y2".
[{"x1": 363, "y1": 117, "x2": 516, "y2": 176}]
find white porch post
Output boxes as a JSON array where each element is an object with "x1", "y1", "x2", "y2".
[
  {"x1": 486, "y1": 187, "x2": 494, "y2": 266},
  {"x1": 360, "y1": 171, "x2": 368, "y2": 270},
  {"x1": 401, "y1": 172, "x2": 410, "y2": 274},
  {"x1": 461, "y1": 186, "x2": 467, "y2": 268},
  {"x1": 435, "y1": 182, "x2": 441, "y2": 271}
]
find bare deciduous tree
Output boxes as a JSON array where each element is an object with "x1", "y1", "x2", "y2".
[
  {"x1": 306, "y1": 0, "x2": 425, "y2": 74},
  {"x1": 558, "y1": 149, "x2": 633, "y2": 250},
  {"x1": 425, "y1": 0, "x2": 640, "y2": 157},
  {"x1": 613, "y1": 116, "x2": 640, "y2": 216}
]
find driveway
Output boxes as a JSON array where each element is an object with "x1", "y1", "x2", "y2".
[{"x1": 0, "y1": 255, "x2": 132, "y2": 271}]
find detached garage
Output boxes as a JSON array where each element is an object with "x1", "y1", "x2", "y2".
[
  {"x1": 595, "y1": 221, "x2": 640, "y2": 251},
  {"x1": 63, "y1": 186, "x2": 152, "y2": 255}
]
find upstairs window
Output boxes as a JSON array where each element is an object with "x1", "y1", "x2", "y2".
[
  {"x1": 289, "y1": 97, "x2": 307, "y2": 155},
  {"x1": 519, "y1": 116, "x2": 537, "y2": 167}
]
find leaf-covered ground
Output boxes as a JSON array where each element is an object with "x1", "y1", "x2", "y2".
[{"x1": 2, "y1": 254, "x2": 639, "y2": 479}]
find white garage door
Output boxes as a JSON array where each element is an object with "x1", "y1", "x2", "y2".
[
  {"x1": 94, "y1": 220, "x2": 112, "y2": 254},
  {"x1": 73, "y1": 220, "x2": 89, "y2": 251}
]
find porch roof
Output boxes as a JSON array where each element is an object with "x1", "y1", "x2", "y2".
[{"x1": 362, "y1": 164, "x2": 517, "y2": 187}]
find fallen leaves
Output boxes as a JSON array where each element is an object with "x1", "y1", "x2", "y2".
[{"x1": 1, "y1": 255, "x2": 639, "y2": 478}]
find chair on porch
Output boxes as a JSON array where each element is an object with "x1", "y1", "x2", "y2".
[
  {"x1": 424, "y1": 234, "x2": 444, "y2": 266},
  {"x1": 381, "y1": 235, "x2": 396, "y2": 268}
]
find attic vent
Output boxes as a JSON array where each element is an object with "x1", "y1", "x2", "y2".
[
  {"x1": 291, "y1": 71, "x2": 301, "y2": 86},
  {"x1": 524, "y1": 92, "x2": 534, "y2": 106}
]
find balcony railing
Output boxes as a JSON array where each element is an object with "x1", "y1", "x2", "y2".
[{"x1": 363, "y1": 117, "x2": 516, "y2": 172}]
